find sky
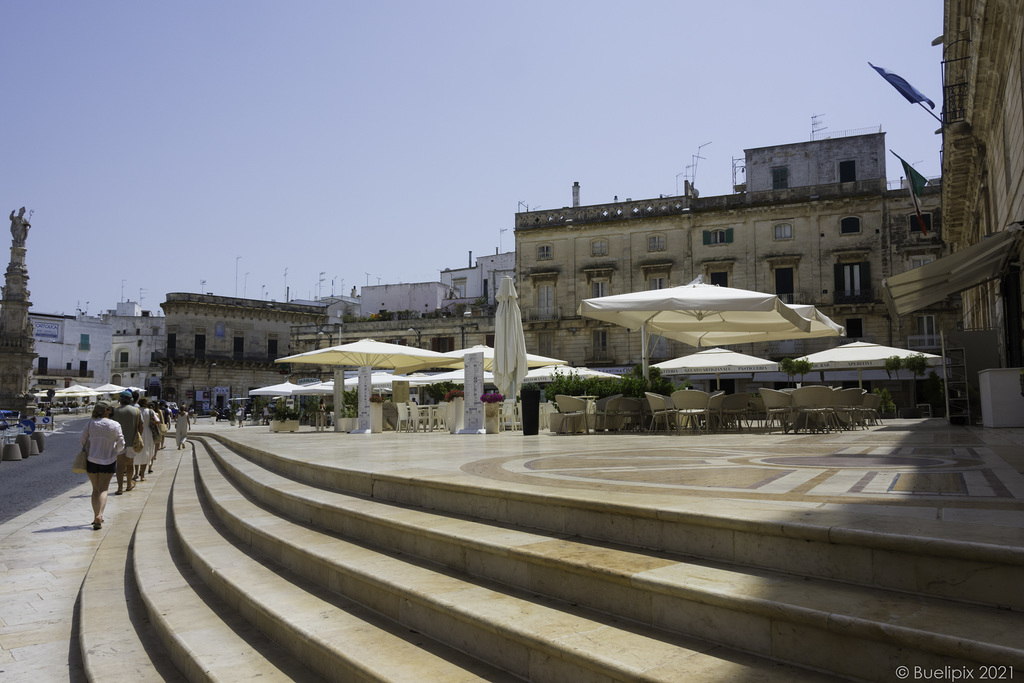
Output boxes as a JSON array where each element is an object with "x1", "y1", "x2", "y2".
[{"x1": 3, "y1": 0, "x2": 944, "y2": 317}]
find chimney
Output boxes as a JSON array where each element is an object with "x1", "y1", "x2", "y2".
[
  {"x1": 572, "y1": 181, "x2": 580, "y2": 207},
  {"x1": 468, "y1": 250, "x2": 473, "y2": 267}
]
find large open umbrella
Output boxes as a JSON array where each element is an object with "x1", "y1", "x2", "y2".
[
  {"x1": 276, "y1": 339, "x2": 459, "y2": 432},
  {"x1": 797, "y1": 341, "x2": 943, "y2": 388},
  {"x1": 277, "y1": 339, "x2": 459, "y2": 374},
  {"x1": 492, "y1": 276, "x2": 529, "y2": 400},
  {"x1": 524, "y1": 365, "x2": 619, "y2": 383},
  {"x1": 653, "y1": 347, "x2": 779, "y2": 390},
  {"x1": 579, "y1": 279, "x2": 844, "y2": 376},
  {"x1": 94, "y1": 383, "x2": 127, "y2": 394},
  {"x1": 249, "y1": 381, "x2": 304, "y2": 396},
  {"x1": 442, "y1": 345, "x2": 565, "y2": 372},
  {"x1": 406, "y1": 368, "x2": 495, "y2": 386}
]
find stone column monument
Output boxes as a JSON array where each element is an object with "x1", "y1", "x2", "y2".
[{"x1": 0, "y1": 207, "x2": 37, "y2": 416}]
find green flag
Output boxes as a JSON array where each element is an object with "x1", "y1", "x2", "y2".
[{"x1": 891, "y1": 150, "x2": 928, "y2": 235}]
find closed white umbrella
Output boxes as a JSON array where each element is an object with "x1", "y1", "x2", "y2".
[{"x1": 493, "y1": 277, "x2": 529, "y2": 399}]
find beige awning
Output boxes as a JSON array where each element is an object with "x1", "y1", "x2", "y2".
[{"x1": 882, "y1": 225, "x2": 1023, "y2": 318}]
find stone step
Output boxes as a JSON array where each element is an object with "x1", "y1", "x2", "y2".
[
  {"x1": 187, "y1": 442, "x2": 838, "y2": 682},
  {"x1": 130, "y1": 456, "x2": 320, "y2": 682},
  {"x1": 78, "y1": 464, "x2": 185, "y2": 682},
  {"x1": 172, "y1": 452, "x2": 527, "y2": 682},
  {"x1": 217, "y1": 434, "x2": 1024, "y2": 610},
  {"x1": 197, "y1": 437, "x2": 1024, "y2": 680}
]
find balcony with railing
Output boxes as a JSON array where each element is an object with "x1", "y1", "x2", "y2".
[
  {"x1": 833, "y1": 288, "x2": 874, "y2": 305},
  {"x1": 906, "y1": 334, "x2": 942, "y2": 351},
  {"x1": 523, "y1": 306, "x2": 561, "y2": 321},
  {"x1": 153, "y1": 350, "x2": 283, "y2": 364}
]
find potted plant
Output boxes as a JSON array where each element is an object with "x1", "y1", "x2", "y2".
[
  {"x1": 369, "y1": 394, "x2": 384, "y2": 433},
  {"x1": 780, "y1": 358, "x2": 813, "y2": 387},
  {"x1": 520, "y1": 382, "x2": 541, "y2": 436},
  {"x1": 271, "y1": 400, "x2": 301, "y2": 433},
  {"x1": 336, "y1": 388, "x2": 359, "y2": 432},
  {"x1": 445, "y1": 389, "x2": 464, "y2": 433},
  {"x1": 481, "y1": 392, "x2": 504, "y2": 434},
  {"x1": 873, "y1": 387, "x2": 896, "y2": 419}
]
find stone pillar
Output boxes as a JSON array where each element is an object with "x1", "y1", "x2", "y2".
[{"x1": 0, "y1": 208, "x2": 36, "y2": 417}]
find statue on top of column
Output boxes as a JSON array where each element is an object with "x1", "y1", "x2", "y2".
[{"x1": 9, "y1": 207, "x2": 30, "y2": 248}]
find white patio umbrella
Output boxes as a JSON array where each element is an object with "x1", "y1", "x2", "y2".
[
  {"x1": 797, "y1": 341, "x2": 943, "y2": 388},
  {"x1": 406, "y1": 369, "x2": 495, "y2": 386},
  {"x1": 492, "y1": 276, "x2": 529, "y2": 400},
  {"x1": 441, "y1": 345, "x2": 566, "y2": 372},
  {"x1": 579, "y1": 278, "x2": 844, "y2": 376},
  {"x1": 524, "y1": 365, "x2": 619, "y2": 383},
  {"x1": 248, "y1": 381, "x2": 304, "y2": 396},
  {"x1": 94, "y1": 383, "x2": 127, "y2": 394},
  {"x1": 54, "y1": 384, "x2": 102, "y2": 398},
  {"x1": 277, "y1": 338, "x2": 459, "y2": 374},
  {"x1": 276, "y1": 339, "x2": 460, "y2": 432},
  {"x1": 653, "y1": 347, "x2": 779, "y2": 390}
]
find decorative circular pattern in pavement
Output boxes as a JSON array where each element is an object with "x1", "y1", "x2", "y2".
[
  {"x1": 761, "y1": 455, "x2": 949, "y2": 468},
  {"x1": 462, "y1": 441, "x2": 1022, "y2": 508}
]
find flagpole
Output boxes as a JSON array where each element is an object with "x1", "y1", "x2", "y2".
[{"x1": 918, "y1": 101, "x2": 943, "y2": 124}]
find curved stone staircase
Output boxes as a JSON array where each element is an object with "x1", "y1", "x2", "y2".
[{"x1": 77, "y1": 434, "x2": 1024, "y2": 681}]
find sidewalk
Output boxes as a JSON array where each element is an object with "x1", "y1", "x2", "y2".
[{"x1": 2, "y1": 418, "x2": 1022, "y2": 681}]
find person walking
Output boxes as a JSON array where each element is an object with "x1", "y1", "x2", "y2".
[
  {"x1": 111, "y1": 390, "x2": 141, "y2": 494},
  {"x1": 134, "y1": 397, "x2": 157, "y2": 482},
  {"x1": 175, "y1": 403, "x2": 190, "y2": 449},
  {"x1": 80, "y1": 401, "x2": 125, "y2": 530}
]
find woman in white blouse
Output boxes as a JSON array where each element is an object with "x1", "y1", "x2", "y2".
[{"x1": 79, "y1": 401, "x2": 125, "y2": 530}]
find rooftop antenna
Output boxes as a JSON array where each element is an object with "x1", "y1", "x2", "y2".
[
  {"x1": 517, "y1": 201, "x2": 531, "y2": 213},
  {"x1": 499, "y1": 228, "x2": 508, "y2": 252},
  {"x1": 690, "y1": 141, "x2": 711, "y2": 190},
  {"x1": 138, "y1": 288, "x2": 147, "y2": 305},
  {"x1": 200, "y1": 279, "x2": 206, "y2": 293},
  {"x1": 120, "y1": 279, "x2": 126, "y2": 302},
  {"x1": 317, "y1": 271, "x2": 325, "y2": 300},
  {"x1": 811, "y1": 113, "x2": 827, "y2": 140}
]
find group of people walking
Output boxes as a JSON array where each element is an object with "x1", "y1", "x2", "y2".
[{"x1": 79, "y1": 390, "x2": 192, "y2": 530}]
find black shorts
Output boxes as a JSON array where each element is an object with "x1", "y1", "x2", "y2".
[{"x1": 86, "y1": 460, "x2": 116, "y2": 474}]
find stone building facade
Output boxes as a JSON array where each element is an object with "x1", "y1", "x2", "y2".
[
  {"x1": 101, "y1": 301, "x2": 166, "y2": 394},
  {"x1": 514, "y1": 132, "x2": 951, "y2": 383},
  {"x1": 29, "y1": 312, "x2": 112, "y2": 392},
  {"x1": 940, "y1": 0, "x2": 1024, "y2": 366},
  {"x1": 157, "y1": 293, "x2": 325, "y2": 412}
]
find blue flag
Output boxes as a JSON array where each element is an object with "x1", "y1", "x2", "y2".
[{"x1": 869, "y1": 62, "x2": 935, "y2": 109}]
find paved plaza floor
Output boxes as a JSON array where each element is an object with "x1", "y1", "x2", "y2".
[{"x1": 2, "y1": 417, "x2": 1022, "y2": 680}]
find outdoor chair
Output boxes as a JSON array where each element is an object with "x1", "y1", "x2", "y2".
[
  {"x1": 670, "y1": 389, "x2": 710, "y2": 435},
  {"x1": 719, "y1": 393, "x2": 751, "y2": 432},
  {"x1": 706, "y1": 392, "x2": 726, "y2": 432},
  {"x1": 759, "y1": 388, "x2": 793, "y2": 433},
  {"x1": 554, "y1": 395, "x2": 589, "y2": 434},
  {"x1": 833, "y1": 388, "x2": 866, "y2": 429},
  {"x1": 394, "y1": 402, "x2": 415, "y2": 432},
  {"x1": 433, "y1": 402, "x2": 448, "y2": 431},
  {"x1": 861, "y1": 393, "x2": 882, "y2": 425},
  {"x1": 499, "y1": 401, "x2": 520, "y2": 431},
  {"x1": 538, "y1": 402, "x2": 557, "y2": 431},
  {"x1": 748, "y1": 394, "x2": 766, "y2": 428},
  {"x1": 616, "y1": 397, "x2": 643, "y2": 431},
  {"x1": 645, "y1": 392, "x2": 675, "y2": 432},
  {"x1": 594, "y1": 394, "x2": 623, "y2": 431},
  {"x1": 411, "y1": 403, "x2": 432, "y2": 432},
  {"x1": 791, "y1": 386, "x2": 838, "y2": 433}
]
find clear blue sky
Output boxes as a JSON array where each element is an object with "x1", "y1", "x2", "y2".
[{"x1": 3, "y1": 0, "x2": 943, "y2": 316}]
